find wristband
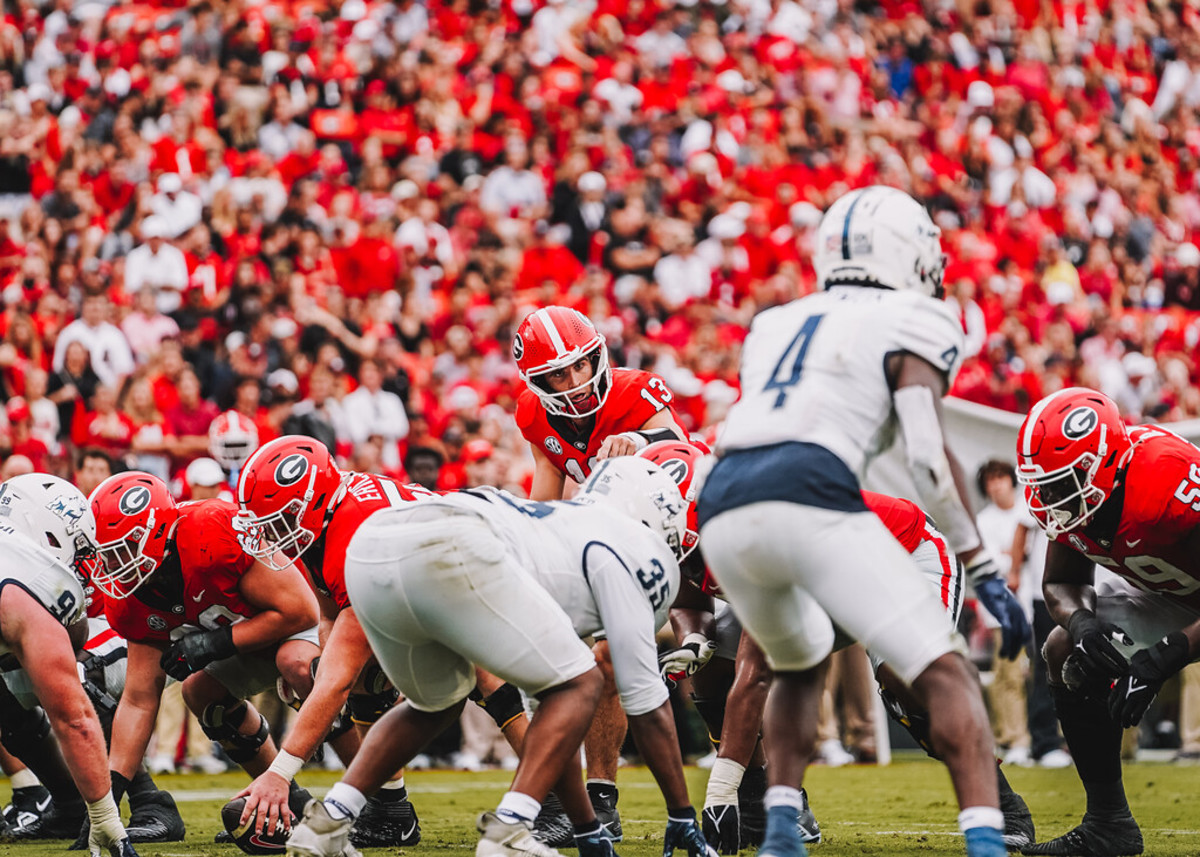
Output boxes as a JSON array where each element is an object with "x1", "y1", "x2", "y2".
[
  {"x1": 618, "y1": 431, "x2": 649, "y2": 452},
  {"x1": 87, "y1": 790, "x2": 125, "y2": 844},
  {"x1": 266, "y1": 749, "x2": 305, "y2": 783}
]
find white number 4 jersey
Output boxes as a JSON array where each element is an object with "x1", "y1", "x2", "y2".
[
  {"x1": 0, "y1": 524, "x2": 86, "y2": 656},
  {"x1": 717, "y1": 287, "x2": 965, "y2": 477}
]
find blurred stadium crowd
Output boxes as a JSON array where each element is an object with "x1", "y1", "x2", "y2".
[{"x1": 5, "y1": 0, "x2": 1200, "y2": 486}]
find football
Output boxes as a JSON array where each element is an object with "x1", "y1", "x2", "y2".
[{"x1": 220, "y1": 797, "x2": 291, "y2": 855}]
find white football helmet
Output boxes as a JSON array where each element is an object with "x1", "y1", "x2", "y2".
[
  {"x1": 210, "y1": 410, "x2": 260, "y2": 472},
  {"x1": 0, "y1": 473, "x2": 99, "y2": 572},
  {"x1": 814, "y1": 186, "x2": 947, "y2": 298},
  {"x1": 579, "y1": 457, "x2": 688, "y2": 559}
]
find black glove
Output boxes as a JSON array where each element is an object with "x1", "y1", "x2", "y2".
[
  {"x1": 1065, "y1": 609, "x2": 1132, "y2": 689},
  {"x1": 967, "y1": 554, "x2": 1031, "y2": 660},
  {"x1": 1108, "y1": 632, "x2": 1190, "y2": 728},
  {"x1": 664, "y1": 808, "x2": 718, "y2": 857},
  {"x1": 160, "y1": 627, "x2": 237, "y2": 681},
  {"x1": 701, "y1": 804, "x2": 740, "y2": 856}
]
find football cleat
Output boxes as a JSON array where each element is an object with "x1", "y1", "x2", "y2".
[
  {"x1": 349, "y1": 789, "x2": 421, "y2": 848},
  {"x1": 796, "y1": 789, "x2": 821, "y2": 845},
  {"x1": 3, "y1": 784, "x2": 52, "y2": 831},
  {"x1": 531, "y1": 792, "x2": 573, "y2": 849},
  {"x1": 476, "y1": 812, "x2": 563, "y2": 857},
  {"x1": 999, "y1": 778, "x2": 1034, "y2": 851},
  {"x1": 126, "y1": 790, "x2": 186, "y2": 842},
  {"x1": 586, "y1": 783, "x2": 622, "y2": 842},
  {"x1": 286, "y1": 800, "x2": 361, "y2": 857},
  {"x1": 0, "y1": 795, "x2": 85, "y2": 840},
  {"x1": 1021, "y1": 815, "x2": 1143, "y2": 856}
]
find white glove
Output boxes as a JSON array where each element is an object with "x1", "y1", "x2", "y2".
[
  {"x1": 87, "y1": 791, "x2": 128, "y2": 857},
  {"x1": 659, "y1": 633, "x2": 718, "y2": 685}
]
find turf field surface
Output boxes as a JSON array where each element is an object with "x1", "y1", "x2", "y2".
[{"x1": 4, "y1": 757, "x2": 1198, "y2": 857}]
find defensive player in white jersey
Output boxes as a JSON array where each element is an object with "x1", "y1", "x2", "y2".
[
  {"x1": 0, "y1": 474, "x2": 139, "y2": 857},
  {"x1": 696, "y1": 186, "x2": 1029, "y2": 857},
  {"x1": 284, "y1": 458, "x2": 716, "y2": 857}
]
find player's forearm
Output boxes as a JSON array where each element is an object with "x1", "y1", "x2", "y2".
[
  {"x1": 231, "y1": 610, "x2": 312, "y2": 652},
  {"x1": 1043, "y1": 582, "x2": 1096, "y2": 630},
  {"x1": 109, "y1": 695, "x2": 161, "y2": 780},
  {"x1": 46, "y1": 692, "x2": 113, "y2": 802},
  {"x1": 669, "y1": 607, "x2": 714, "y2": 643},
  {"x1": 628, "y1": 702, "x2": 693, "y2": 811}
]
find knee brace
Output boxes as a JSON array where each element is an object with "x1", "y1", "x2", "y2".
[
  {"x1": 879, "y1": 687, "x2": 937, "y2": 759},
  {"x1": 200, "y1": 698, "x2": 269, "y2": 764},
  {"x1": 347, "y1": 688, "x2": 399, "y2": 726},
  {"x1": 690, "y1": 695, "x2": 726, "y2": 748},
  {"x1": 325, "y1": 709, "x2": 355, "y2": 743},
  {"x1": 469, "y1": 682, "x2": 524, "y2": 732}
]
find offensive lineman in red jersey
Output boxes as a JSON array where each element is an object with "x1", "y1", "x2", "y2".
[
  {"x1": 643, "y1": 441, "x2": 1036, "y2": 854},
  {"x1": 514, "y1": 306, "x2": 688, "y2": 840},
  {"x1": 232, "y1": 436, "x2": 523, "y2": 849},
  {"x1": 90, "y1": 473, "x2": 330, "y2": 852},
  {"x1": 1016, "y1": 388, "x2": 1200, "y2": 857}
]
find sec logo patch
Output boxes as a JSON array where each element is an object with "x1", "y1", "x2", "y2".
[
  {"x1": 147, "y1": 615, "x2": 168, "y2": 631},
  {"x1": 544, "y1": 437, "x2": 563, "y2": 456}
]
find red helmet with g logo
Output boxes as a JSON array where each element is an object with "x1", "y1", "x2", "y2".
[
  {"x1": 637, "y1": 439, "x2": 711, "y2": 561},
  {"x1": 1016, "y1": 387, "x2": 1131, "y2": 538},
  {"x1": 234, "y1": 435, "x2": 344, "y2": 568},
  {"x1": 514, "y1": 307, "x2": 612, "y2": 418},
  {"x1": 89, "y1": 472, "x2": 179, "y2": 600}
]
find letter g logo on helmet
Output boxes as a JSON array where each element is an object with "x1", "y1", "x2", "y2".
[
  {"x1": 275, "y1": 454, "x2": 309, "y2": 487},
  {"x1": 1062, "y1": 406, "x2": 1099, "y2": 441},
  {"x1": 119, "y1": 486, "x2": 152, "y2": 516}
]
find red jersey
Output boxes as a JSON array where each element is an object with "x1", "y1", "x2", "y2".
[
  {"x1": 302, "y1": 473, "x2": 434, "y2": 610},
  {"x1": 104, "y1": 500, "x2": 257, "y2": 645},
  {"x1": 862, "y1": 491, "x2": 927, "y2": 553},
  {"x1": 516, "y1": 368, "x2": 680, "y2": 485},
  {"x1": 1052, "y1": 426, "x2": 1200, "y2": 610}
]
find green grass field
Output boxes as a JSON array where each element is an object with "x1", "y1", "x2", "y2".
[{"x1": 6, "y1": 757, "x2": 1199, "y2": 857}]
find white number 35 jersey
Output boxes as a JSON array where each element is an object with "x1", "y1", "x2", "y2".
[{"x1": 717, "y1": 287, "x2": 965, "y2": 477}]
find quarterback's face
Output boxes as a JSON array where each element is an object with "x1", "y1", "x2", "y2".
[{"x1": 544, "y1": 358, "x2": 594, "y2": 397}]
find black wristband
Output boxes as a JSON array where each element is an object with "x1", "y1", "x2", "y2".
[
  {"x1": 637, "y1": 427, "x2": 681, "y2": 446},
  {"x1": 1067, "y1": 609, "x2": 1099, "y2": 641},
  {"x1": 207, "y1": 624, "x2": 238, "y2": 660},
  {"x1": 668, "y1": 806, "x2": 696, "y2": 822}
]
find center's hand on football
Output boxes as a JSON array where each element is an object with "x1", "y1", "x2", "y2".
[{"x1": 238, "y1": 771, "x2": 293, "y2": 836}]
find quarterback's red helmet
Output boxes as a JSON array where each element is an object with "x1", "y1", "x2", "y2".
[{"x1": 513, "y1": 307, "x2": 612, "y2": 418}]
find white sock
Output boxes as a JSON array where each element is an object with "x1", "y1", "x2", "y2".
[
  {"x1": 496, "y1": 791, "x2": 541, "y2": 824},
  {"x1": 764, "y1": 786, "x2": 805, "y2": 812},
  {"x1": 324, "y1": 783, "x2": 367, "y2": 820},
  {"x1": 958, "y1": 806, "x2": 1004, "y2": 832},
  {"x1": 10, "y1": 770, "x2": 39, "y2": 790},
  {"x1": 381, "y1": 778, "x2": 406, "y2": 790},
  {"x1": 704, "y1": 758, "x2": 746, "y2": 808}
]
